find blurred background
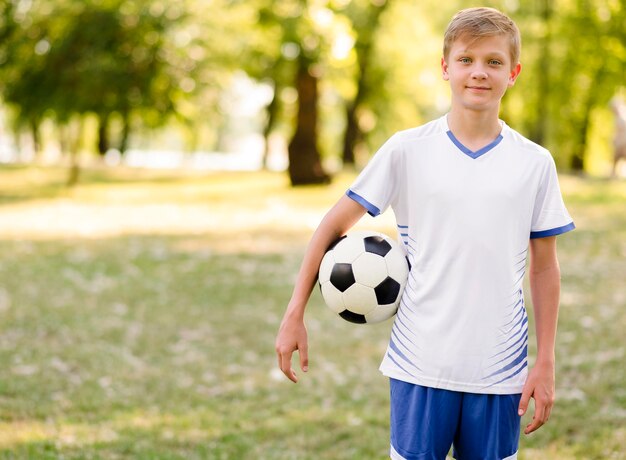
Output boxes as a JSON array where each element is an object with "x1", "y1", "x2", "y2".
[
  {"x1": 0, "y1": 0, "x2": 625, "y2": 183},
  {"x1": 0, "y1": 1, "x2": 625, "y2": 459}
]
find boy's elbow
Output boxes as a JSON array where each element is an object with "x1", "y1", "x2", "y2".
[{"x1": 530, "y1": 260, "x2": 560, "y2": 277}]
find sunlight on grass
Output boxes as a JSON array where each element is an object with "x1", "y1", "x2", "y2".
[
  {"x1": 0, "y1": 420, "x2": 119, "y2": 450},
  {"x1": 0, "y1": 166, "x2": 397, "y2": 252}
]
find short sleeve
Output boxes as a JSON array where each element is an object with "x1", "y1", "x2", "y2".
[
  {"x1": 530, "y1": 155, "x2": 575, "y2": 238},
  {"x1": 346, "y1": 134, "x2": 400, "y2": 217}
]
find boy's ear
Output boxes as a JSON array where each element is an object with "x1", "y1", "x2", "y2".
[
  {"x1": 441, "y1": 57, "x2": 450, "y2": 81},
  {"x1": 508, "y1": 63, "x2": 522, "y2": 87}
]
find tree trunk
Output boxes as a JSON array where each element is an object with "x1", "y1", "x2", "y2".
[
  {"x1": 569, "y1": 100, "x2": 592, "y2": 171},
  {"x1": 342, "y1": 102, "x2": 359, "y2": 166},
  {"x1": 261, "y1": 81, "x2": 280, "y2": 170},
  {"x1": 97, "y1": 113, "x2": 109, "y2": 156},
  {"x1": 119, "y1": 111, "x2": 130, "y2": 155},
  {"x1": 67, "y1": 154, "x2": 81, "y2": 186},
  {"x1": 66, "y1": 117, "x2": 84, "y2": 187},
  {"x1": 30, "y1": 118, "x2": 41, "y2": 158},
  {"x1": 530, "y1": 0, "x2": 552, "y2": 145},
  {"x1": 341, "y1": 1, "x2": 390, "y2": 166},
  {"x1": 570, "y1": 68, "x2": 604, "y2": 172},
  {"x1": 287, "y1": 56, "x2": 330, "y2": 186}
]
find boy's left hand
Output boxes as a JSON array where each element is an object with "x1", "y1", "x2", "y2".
[{"x1": 518, "y1": 361, "x2": 555, "y2": 434}]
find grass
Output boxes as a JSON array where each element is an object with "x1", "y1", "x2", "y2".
[{"x1": 0, "y1": 164, "x2": 624, "y2": 459}]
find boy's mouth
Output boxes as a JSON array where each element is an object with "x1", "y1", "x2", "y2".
[{"x1": 466, "y1": 86, "x2": 491, "y2": 91}]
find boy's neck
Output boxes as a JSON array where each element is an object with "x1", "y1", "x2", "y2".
[{"x1": 446, "y1": 108, "x2": 503, "y2": 146}]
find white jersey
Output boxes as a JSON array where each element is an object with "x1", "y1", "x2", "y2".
[{"x1": 348, "y1": 115, "x2": 574, "y2": 394}]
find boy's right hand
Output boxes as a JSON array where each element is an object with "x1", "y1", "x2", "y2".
[{"x1": 275, "y1": 315, "x2": 308, "y2": 383}]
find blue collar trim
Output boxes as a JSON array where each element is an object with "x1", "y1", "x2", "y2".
[{"x1": 446, "y1": 130, "x2": 503, "y2": 159}]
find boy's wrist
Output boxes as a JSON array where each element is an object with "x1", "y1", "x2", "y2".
[
  {"x1": 284, "y1": 301, "x2": 306, "y2": 321},
  {"x1": 534, "y1": 353, "x2": 555, "y2": 367}
]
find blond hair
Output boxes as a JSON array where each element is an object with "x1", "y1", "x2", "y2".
[{"x1": 443, "y1": 7, "x2": 521, "y2": 67}]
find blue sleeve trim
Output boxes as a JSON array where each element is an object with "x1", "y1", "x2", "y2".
[
  {"x1": 346, "y1": 189, "x2": 380, "y2": 217},
  {"x1": 530, "y1": 222, "x2": 576, "y2": 239}
]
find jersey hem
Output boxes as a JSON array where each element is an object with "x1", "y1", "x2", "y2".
[
  {"x1": 380, "y1": 367, "x2": 524, "y2": 395},
  {"x1": 530, "y1": 221, "x2": 575, "y2": 239}
]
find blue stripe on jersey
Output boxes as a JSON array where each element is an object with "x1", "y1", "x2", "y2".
[
  {"x1": 390, "y1": 330, "x2": 422, "y2": 371},
  {"x1": 500, "y1": 299, "x2": 524, "y2": 328},
  {"x1": 490, "y1": 330, "x2": 529, "y2": 361},
  {"x1": 509, "y1": 315, "x2": 528, "y2": 337},
  {"x1": 530, "y1": 221, "x2": 576, "y2": 239},
  {"x1": 483, "y1": 345, "x2": 528, "y2": 380},
  {"x1": 489, "y1": 333, "x2": 529, "y2": 368},
  {"x1": 386, "y1": 351, "x2": 414, "y2": 376},
  {"x1": 397, "y1": 224, "x2": 408, "y2": 229},
  {"x1": 389, "y1": 335, "x2": 415, "y2": 367},
  {"x1": 491, "y1": 317, "x2": 527, "y2": 358},
  {"x1": 395, "y1": 306, "x2": 421, "y2": 348},
  {"x1": 446, "y1": 130, "x2": 504, "y2": 159},
  {"x1": 487, "y1": 361, "x2": 528, "y2": 388},
  {"x1": 345, "y1": 189, "x2": 380, "y2": 216}
]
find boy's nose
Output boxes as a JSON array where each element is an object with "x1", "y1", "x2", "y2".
[{"x1": 471, "y1": 69, "x2": 488, "y2": 80}]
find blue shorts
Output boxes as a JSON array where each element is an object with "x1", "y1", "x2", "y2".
[{"x1": 390, "y1": 378, "x2": 522, "y2": 460}]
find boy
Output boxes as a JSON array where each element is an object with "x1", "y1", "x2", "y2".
[{"x1": 275, "y1": 7, "x2": 574, "y2": 460}]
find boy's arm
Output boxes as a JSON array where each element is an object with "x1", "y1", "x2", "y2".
[
  {"x1": 275, "y1": 195, "x2": 366, "y2": 383},
  {"x1": 518, "y1": 235, "x2": 560, "y2": 434}
]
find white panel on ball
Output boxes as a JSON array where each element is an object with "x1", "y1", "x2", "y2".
[
  {"x1": 352, "y1": 252, "x2": 388, "y2": 288},
  {"x1": 331, "y1": 237, "x2": 365, "y2": 263},
  {"x1": 320, "y1": 281, "x2": 345, "y2": 313},
  {"x1": 365, "y1": 303, "x2": 398, "y2": 323},
  {"x1": 385, "y1": 253, "x2": 409, "y2": 285},
  {"x1": 342, "y1": 284, "x2": 378, "y2": 315}
]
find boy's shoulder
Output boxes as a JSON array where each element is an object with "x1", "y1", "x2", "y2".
[
  {"x1": 503, "y1": 123, "x2": 554, "y2": 161},
  {"x1": 391, "y1": 116, "x2": 448, "y2": 145}
]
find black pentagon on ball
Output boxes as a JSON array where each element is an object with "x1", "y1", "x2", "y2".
[
  {"x1": 364, "y1": 236, "x2": 392, "y2": 257},
  {"x1": 339, "y1": 310, "x2": 367, "y2": 324},
  {"x1": 375, "y1": 276, "x2": 401, "y2": 305},
  {"x1": 330, "y1": 263, "x2": 355, "y2": 292}
]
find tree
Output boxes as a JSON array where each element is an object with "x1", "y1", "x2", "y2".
[
  {"x1": 511, "y1": 0, "x2": 626, "y2": 171},
  {"x1": 0, "y1": 0, "x2": 197, "y2": 158},
  {"x1": 288, "y1": 52, "x2": 331, "y2": 184},
  {"x1": 254, "y1": 0, "x2": 331, "y2": 185},
  {"x1": 337, "y1": 0, "x2": 390, "y2": 167}
]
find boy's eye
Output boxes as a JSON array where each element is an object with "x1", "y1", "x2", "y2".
[
  {"x1": 459, "y1": 57, "x2": 471, "y2": 64},
  {"x1": 489, "y1": 59, "x2": 503, "y2": 66}
]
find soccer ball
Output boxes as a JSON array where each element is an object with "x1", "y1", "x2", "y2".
[{"x1": 318, "y1": 230, "x2": 409, "y2": 324}]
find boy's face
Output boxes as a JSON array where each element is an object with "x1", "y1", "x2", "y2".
[{"x1": 441, "y1": 34, "x2": 521, "y2": 114}]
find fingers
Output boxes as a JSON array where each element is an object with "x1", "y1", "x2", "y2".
[
  {"x1": 299, "y1": 343, "x2": 309, "y2": 373},
  {"x1": 275, "y1": 320, "x2": 308, "y2": 384},
  {"x1": 524, "y1": 404, "x2": 547, "y2": 435},
  {"x1": 522, "y1": 394, "x2": 554, "y2": 435},
  {"x1": 518, "y1": 386, "x2": 532, "y2": 417},
  {"x1": 544, "y1": 404, "x2": 552, "y2": 422},
  {"x1": 278, "y1": 349, "x2": 298, "y2": 383}
]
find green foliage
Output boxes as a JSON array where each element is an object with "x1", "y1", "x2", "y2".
[
  {"x1": 503, "y1": 0, "x2": 626, "y2": 169},
  {"x1": 0, "y1": 0, "x2": 625, "y2": 172},
  {"x1": 0, "y1": 0, "x2": 200, "y2": 130}
]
